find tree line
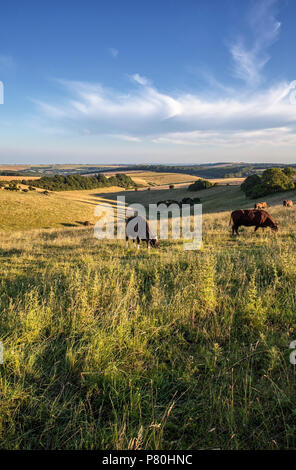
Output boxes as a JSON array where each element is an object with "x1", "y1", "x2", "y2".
[{"x1": 22, "y1": 173, "x2": 136, "y2": 191}]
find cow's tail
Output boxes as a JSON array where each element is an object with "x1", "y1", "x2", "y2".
[{"x1": 229, "y1": 213, "x2": 233, "y2": 226}]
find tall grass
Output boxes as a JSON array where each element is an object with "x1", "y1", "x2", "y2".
[{"x1": 0, "y1": 206, "x2": 295, "y2": 449}]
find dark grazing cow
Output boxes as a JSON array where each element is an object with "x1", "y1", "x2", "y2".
[
  {"x1": 125, "y1": 215, "x2": 159, "y2": 249},
  {"x1": 254, "y1": 201, "x2": 268, "y2": 209},
  {"x1": 283, "y1": 200, "x2": 293, "y2": 207},
  {"x1": 83, "y1": 221, "x2": 92, "y2": 227},
  {"x1": 230, "y1": 209, "x2": 278, "y2": 236}
]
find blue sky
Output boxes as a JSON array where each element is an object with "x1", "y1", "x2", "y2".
[{"x1": 1, "y1": 0, "x2": 296, "y2": 164}]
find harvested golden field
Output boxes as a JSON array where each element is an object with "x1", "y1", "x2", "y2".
[
  {"x1": 98, "y1": 170, "x2": 199, "y2": 187},
  {"x1": 0, "y1": 176, "x2": 41, "y2": 181}
]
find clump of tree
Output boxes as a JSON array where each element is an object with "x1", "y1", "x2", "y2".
[
  {"x1": 224, "y1": 166, "x2": 255, "y2": 178},
  {"x1": 188, "y1": 179, "x2": 213, "y2": 191},
  {"x1": 157, "y1": 197, "x2": 201, "y2": 208},
  {"x1": 5, "y1": 181, "x2": 20, "y2": 191},
  {"x1": 241, "y1": 167, "x2": 296, "y2": 199},
  {"x1": 22, "y1": 173, "x2": 136, "y2": 192}
]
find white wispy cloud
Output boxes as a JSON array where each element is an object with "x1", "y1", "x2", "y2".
[
  {"x1": 131, "y1": 73, "x2": 151, "y2": 86},
  {"x1": 108, "y1": 48, "x2": 119, "y2": 58},
  {"x1": 152, "y1": 127, "x2": 296, "y2": 148},
  {"x1": 0, "y1": 55, "x2": 15, "y2": 70},
  {"x1": 112, "y1": 134, "x2": 142, "y2": 142},
  {"x1": 34, "y1": 77, "x2": 296, "y2": 149},
  {"x1": 230, "y1": 0, "x2": 281, "y2": 86},
  {"x1": 31, "y1": 1, "x2": 296, "y2": 155}
]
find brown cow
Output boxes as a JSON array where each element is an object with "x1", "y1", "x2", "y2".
[
  {"x1": 83, "y1": 221, "x2": 92, "y2": 226},
  {"x1": 126, "y1": 215, "x2": 159, "y2": 249},
  {"x1": 230, "y1": 209, "x2": 278, "y2": 236},
  {"x1": 254, "y1": 201, "x2": 268, "y2": 209},
  {"x1": 283, "y1": 200, "x2": 293, "y2": 207}
]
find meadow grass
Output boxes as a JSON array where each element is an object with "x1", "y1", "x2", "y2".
[
  {"x1": 0, "y1": 200, "x2": 296, "y2": 449},
  {"x1": 2, "y1": 180, "x2": 295, "y2": 231},
  {"x1": 0, "y1": 187, "x2": 125, "y2": 231},
  {"x1": 100, "y1": 184, "x2": 296, "y2": 213}
]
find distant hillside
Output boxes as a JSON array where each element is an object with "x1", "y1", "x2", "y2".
[
  {"x1": 2, "y1": 163, "x2": 296, "y2": 179},
  {"x1": 0, "y1": 165, "x2": 124, "y2": 177},
  {"x1": 0, "y1": 170, "x2": 38, "y2": 177},
  {"x1": 112, "y1": 163, "x2": 296, "y2": 179}
]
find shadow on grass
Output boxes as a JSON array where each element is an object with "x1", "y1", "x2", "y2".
[
  {"x1": 0, "y1": 248, "x2": 24, "y2": 257},
  {"x1": 60, "y1": 223, "x2": 78, "y2": 227}
]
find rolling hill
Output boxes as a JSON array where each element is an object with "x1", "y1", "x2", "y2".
[{"x1": 0, "y1": 185, "x2": 296, "y2": 449}]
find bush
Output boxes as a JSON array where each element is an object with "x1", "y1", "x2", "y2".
[
  {"x1": 241, "y1": 168, "x2": 295, "y2": 199},
  {"x1": 169, "y1": 184, "x2": 175, "y2": 190},
  {"x1": 5, "y1": 182, "x2": 20, "y2": 191},
  {"x1": 188, "y1": 179, "x2": 213, "y2": 191},
  {"x1": 241, "y1": 175, "x2": 262, "y2": 197},
  {"x1": 261, "y1": 168, "x2": 295, "y2": 193},
  {"x1": 181, "y1": 197, "x2": 194, "y2": 205},
  {"x1": 283, "y1": 166, "x2": 296, "y2": 178},
  {"x1": 157, "y1": 200, "x2": 180, "y2": 207}
]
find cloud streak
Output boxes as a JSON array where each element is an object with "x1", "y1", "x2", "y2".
[
  {"x1": 230, "y1": 0, "x2": 281, "y2": 86},
  {"x1": 0, "y1": 54, "x2": 15, "y2": 71},
  {"x1": 30, "y1": 1, "x2": 296, "y2": 157},
  {"x1": 34, "y1": 77, "x2": 296, "y2": 149},
  {"x1": 108, "y1": 48, "x2": 119, "y2": 58}
]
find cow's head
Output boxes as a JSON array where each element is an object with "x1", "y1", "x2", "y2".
[
  {"x1": 271, "y1": 222, "x2": 279, "y2": 232},
  {"x1": 150, "y1": 238, "x2": 160, "y2": 248}
]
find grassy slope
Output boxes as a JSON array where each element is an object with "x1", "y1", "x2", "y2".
[
  {"x1": 98, "y1": 184, "x2": 296, "y2": 214},
  {"x1": 1, "y1": 184, "x2": 296, "y2": 231},
  {"x1": 0, "y1": 187, "x2": 124, "y2": 231},
  {"x1": 0, "y1": 206, "x2": 296, "y2": 449},
  {"x1": 1, "y1": 184, "x2": 296, "y2": 449}
]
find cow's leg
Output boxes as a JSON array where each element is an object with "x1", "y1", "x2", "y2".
[
  {"x1": 232, "y1": 224, "x2": 239, "y2": 236},
  {"x1": 137, "y1": 237, "x2": 140, "y2": 250},
  {"x1": 254, "y1": 226, "x2": 259, "y2": 232}
]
